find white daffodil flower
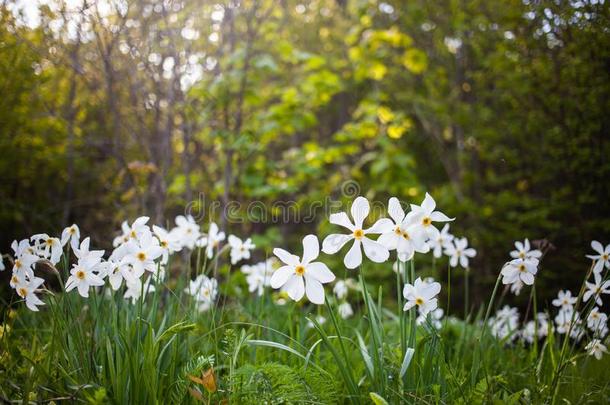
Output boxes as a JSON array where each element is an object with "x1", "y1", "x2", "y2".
[
  {"x1": 444, "y1": 237, "x2": 476, "y2": 269},
  {"x1": 378, "y1": 197, "x2": 429, "y2": 262},
  {"x1": 417, "y1": 307, "x2": 444, "y2": 329},
  {"x1": 333, "y1": 280, "x2": 348, "y2": 300},
  {"x1": 584, "y1": 271, "x2": 610, "y2": 306},
  {"x1": 124, "y1": 276, "x2": 156, "y2": 304},
  {"x1": 501, "y1": 258, "x2": 539, "y2": 286},
  {"x1": 171, "y1": 215, "x2": 201, "y2": 250},
  {"x1": 587, "y1": 307, "x2": 608, "y2": 334},
  {"x1": 112, "y1": 216, "x2": 151, "y2": 247},
  {"x1": 200, "y1": 222, "x2": 225, "y2": 259},
  {"x1": 552, "y1": 290, "x2": 577, "y2": 310},
  {"x1": 15, "y1": 276, "x2": 45, "y2": 311},
  {"x1": 73, "y1": 237, "x2": 105, "y2": 262},
  {"x1": 408, "y1": 193, "x2": 454, "y2": 240},
  {"x1": 402, "y1": 277, "x2": 441, "y2": 316},
  {"x1": 185, "y1": 274, "x2": 218, "y2": 311},
  {"x1": 586, "y1": 240, "x2": 610, "y2": 274},
  {"x1": 60, "y1": 224, "x2": 80, "y2": 251},
  {"x1": 510, "y1": 238, "x2": 542, "y2": 261},
  {"x1": 65, "y1": 256, "x2": 105, "y2": 298},
  {"x1": 585, "y1": 339, "x2": 608, "y2": 360},
  {"x1": 554, "y1": 308, "x2": 580, "y2": 335},
  {"x1": 338, "y1": 302, "x2": 354, "y2": 319},
  {"x1": 124, "y1": 231, "x2": 163, "y2": 277},
  {"x1": 241, "y1": 259, "x2": 276, "y2": 296},
  {"x1": 153, "y1": 225, "x2": 182, "y2": 264},
  {"x1": 271, "y1": 234, "x2": 335, "y2": 304},
  {"x1": 322, "y1": 196, "x2": 392, "y2": 269},
  {"x1": 428, "y1": 224, "x2": 454, "y2": 259},
  {"x1": 228, "y1": 235, "x2": 255, "y2": 265},
  {"x1": 31, "y1": 234, "x2": 62, "y2": 265}
]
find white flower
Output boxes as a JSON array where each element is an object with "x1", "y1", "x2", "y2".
[
  {"x1": 555, "y1": 308, "x2": 580, "y2": 335},
  {"x1": 510, "y1": 239, "x2": 542, "y2": 261},
  {"x1": 417, "y1": 307, "x2": 444, "y2": 329},
  {"x1": 408, "y1": 192, "x2": 454, "y2": 240},
  {"x1": 307, "y1": 315, "x2": 327, "y2": 328},
  {"x1": 31, "y1": 234, "x2": 62, "y2": 265},
  {"x1": 501, "y1": 258, "x2": 539, "y2": 286},
  {"x1": 200, "y1": 222, "x2": 225, "y2": 258},
  {"x1": 584, "y1": 271, "x2": 610, "y2": 306},
  {"x1": 510, "y1": 279, "x2": 524, "y2": 296},
  {"x1": 171, "y1": 215, "x2": 201, "y2": 250},
  {"x1": 124, "y1": 231, "x2": 163, "y2": 277},
  {"x1": 241, "y1": 259, "x2": 276, "y2": 296},
  {"x1": 338, "y1": 302, "x2": 354, "y2": 319},
  {"x1": 65, "y1": 256, "x2": 105, "y2": 298},
  {"x1": 185, "y1": 274, "x2": 218, "y2": 311},
  {"x1": 10, "y1": 240, "x2": 37, "y2": 279},
  {"x1": 402, "y1": 277, "x2": 441, "y2": 316},
  {"x1": 73, "y1": 237, "x2": 105, "y2": 262},
  {"x1": 587, "y1": 307, "x2": 608, "y2": 335},
  {"x1": 322, "y1": 196, "x2": 392, "y2": 269},
  {"x1": 113, "y1": 216, "x2": 151, "y2": 247},
  {"x1": 444, "y1": 237, "x2": 476, "y2": 269},
  {"x1": 378, "y1": 197, "x2": 429, "y2": 261},
  {"x1": 333, "y1": 280, "x2": 348, "y2": 300},
  {"x1": 15, "y1": 276, "x2": 45, "y2": 311},
  {"x1": 489, "y1": 306, "x2": 520, "y2": 341},
  {"x1": 152, "y1": 225, "x2": 182, "y2": 264},
  {"x1": 271, "y1": 234, "x2": 336, "y2": 304},
  {"x1": 124, "y1": 277, "x2": 156, "y2": 304},
  {"x1": 552, "y1": 290, "x2": 577, "y2": 311},
  {"x1": 585, "y1": 339, "x2": 608, "y2": 360},
  {"x1": 586, "y1": 241, "x2": 610, "y2": 274},
  {"x1": 428, "y1": 224, "x2": 454, "y2": 259},
  {"x1": 60, "y1": 224, "x2": 80, "y2": 250},
  {"x1": 228, "y1": 235, "x2": 255, "y2": 265},
  {"x1": 521, "y1": 313, "x2": 549, "y2": 343}
]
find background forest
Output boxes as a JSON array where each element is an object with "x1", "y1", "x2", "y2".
[{"x1": 1, "y1": 0, "x2": 609, "y2": 308}]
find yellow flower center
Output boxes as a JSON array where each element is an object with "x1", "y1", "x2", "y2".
[
  {"x1": 422, "y1": 217, "x2": 431, "y2": 226},
  {"x1": 295, "y1": 265, "x2": 305, "y2": 276},
  {"x1": 15, "y1": 259, "x2": 22, "y2": 268},
  {"x1": 76, "y1": 270, "x2": 86, "y2": 280},
  {"x1": 11, "y1": 276, "x2": 18, "y2": 284},
  {"x1": 353, "y1": 229, "x2": 364, "y2": 239},
  {"x1": 402, "y1": 231, "x2": 410, "y2": 240},
  {"x1": 46, "y1": 239, "x2": 53, "y2": 246},
  {"x1": 603, "y1": 254, "x2": 609, "y2": 260},
  {"x1": 160, "y1": 241, "x2": 168, "y2": 248},
  {"x1": 415, "y1": 297, "x2": 424, "y2": 306},
  {"x1": 519, "y1": 252, "x2": 525, "y2": 259},
  {"x1": 137, "y1": 252, "x2": 146, "y2": 261},
  {"x1": 69, "y1": 228, "x2": 76, "y2": 235},
  {"x1": 18, "y1": 288, "x2": 27, "y2": 297},
  {"x1": 518, "y1": 264, "x2": 526, "y2": 272},
  {"x1": 130, "y1": 230, "x2": 137, "y2": 238},
  {"x1": 394, "y1": 227, "x2": 402, "y2": 235}
]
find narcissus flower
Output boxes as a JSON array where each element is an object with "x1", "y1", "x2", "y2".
[
  {"x1": 322, "y1": 196, "x2": 392, "y2": 269},
  {"x1": 185, "y1": 274, "x2": 218, "y2": 311},
  {"x1": 587, "y1": 307, "x2": 608, "y2": 336},
  {"x1": 241, "y1": 259, "x2": 275, "y2": 296},
  {"x1": 113, "y1": 216, "x2": 151, "y2": 247},
  {"x1": 501, "y1": 258, "x2": 539, "y2": 286},
  {"x1": 416, "y1": 307, "x2": 444, "y2": 329},
  {"x1": 171, "y1": 215, "x2": 201, "y2": 250},
  {"x1": 228, "y1": 235, "x2": 255, "y2": 265},
  {"x1": 408, "y1": 193, "x2": 454, "y2": 240},
  {"x1": 153, "y1": 225, "x2": 182, "y2": 264},
  {"x1": 15, "y1": 276, "x2": 45, "y2": 311},
  {"x1": 378, "y1": 197, "x2": 428, "y2": 261},
  {"x1": 402, "y1": 277, "x2": 441, "y2": 316},
  {"x1": 552, "y1": 290, "x2": 577, "y2": 310},
  {"x1": 338, "y1": 302, "x2": 354, "y2": 319},
  {"x1": 584, "y1": 271, "x2": 610, "y2": 306},
  {"x1": 31, "y1": 234, "x2": 62, "y2": 265},
  {"x1": 510, "y1": 239, "x2": 542, "y2": 261},
  {"x1": 585, "y1": 339, "x2": 607, "y2": 360},
  {"x1": 428, "y1": 224, "x2": 454, "y2": 259},
  {"x1": 61, "y1": 224, "x2": 81, "y2": 250},
  {"x1": 333, "y1": 280, "x2": 348, "y2": 300},
  {"x1": 272, "y1": 234, "x2": 335, "y2": 304},
  {"x1": 124, "y1": 231, "x2": 163, "y2": 277},
  {"x1": 65, "y1": 256, "x2": 105, "y2": 298},
  {"x1": 444, "y1": 237, "x2": 476, "y2": 269},
  {"x1": 586, "y1": 241, "x2": 610, "y2": 274},
  {"x1": 201, "y1": 222, "x2": 225, "y2": 258}
]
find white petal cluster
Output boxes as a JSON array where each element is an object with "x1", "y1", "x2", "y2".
[{"x1": 501, "y1": 239, "x2": 542, "y2": 292}]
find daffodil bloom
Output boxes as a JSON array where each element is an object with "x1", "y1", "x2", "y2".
[
  {"x1": 322, "y1": 196, "x2": 392, "y2": 269},
  {"x1": 31, "y1": 234, "x2": 62, "y2": 265},
  {"x1": 112, "y1": 216, "x2": 151, "y2": 247},
  {"x1": 408, "y1": 193, "x2": 454, "y2": 240},
  {"x1": 586, "y1": 240, "x2": 610, "y2": 274},
  {"x1": 510, "y1": 238, "x2": 542, "y2": 261},
  {"x1": 488, "y1": 306, "x2": 520, "y2": 341},
  {"x1": 587, "y1": 307, "x2": 608, "y2": 335},
  {"x1": 585, "y1": 339, "x2": 608, "y2": 360},
  {"x1": 501, "y1": 258, "x2": 539, "y2": 286},
  {"x1": 521, "y1": 313, "x2": 549, "y2": 343},
  {"x1": 60, "y1": 224, "x2": 80, "y2": 250},
  {"x1": 584, "y1": 271, "x2": 610, "y2": 306},
  {"x1": 552, "y1": 290, "x2": 577, "y2": 310},
  {"x1": 65, "y1": 256, "x2": 105, "y2": 298},
  {"x1": 402, "y1": 277, "x2": 441, "y2": 316},
  {"x1": 228, "y1": 235, "x2": 255, "y2": 265},
  {"x1": 200, "y1": 222, "x2": 225, "y2": 259},
  {"x1": 444, "y1": 237, "x2": 476, "y2": 269},
  {"x1": 10, "y1": 240, "x2": 37, "y2": 279},
  {"x1": 171, "y1": 215, "x2": 201, "y2": 250},
  {"x1": 73, "y1": 237, "x2": 105, "y2": 262},
  {"x1": 272, "y1": 234, "x2": 336, "y2": 304},
  {"x1": 378, "y1": 197, "x2": 429, "y2": 262},
  {"x1": 333, "y1": 280, "x2": 348, "y2": 300},
  {"x1": 185, "y1": 274, "x2": 218, "y2": 311},
  {"x1": 428, "y1": 223, "x2": 454, "y2": 259},
  {"x1": 417, "y1": 307, "x2": 444, "y2": 329},
  {"x1": 153, "y1": 225, "x2": 182, "y2": 264},
  {"x1": 15, "y1": 276, "x2": 45, "y2": 311},
  {"x1": 337, "y1": 302, "x2": 354, "y2": 319},
  {"x1": 124, "y1": 231, "x2": 163, "y2": 277},
  {"x1": 241, "y1": 259, "x2": 275, "y2": 296},
  {"x1": 124, "y1": 276, "x2": 156, "y2": 304},
  {"x1": 554, "y1": 308, "x2": 580, "y2": 335}
]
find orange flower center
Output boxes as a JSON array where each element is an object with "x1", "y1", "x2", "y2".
[
  {"x1": 295, "y1": 265, "x2": 305, "y2": 276},
  {"x1": 353, "y1": 229, "x2": 364, "y2": 239},
  {"x1": 76, "y1": 270, "x2": 86, "y2": 280}
]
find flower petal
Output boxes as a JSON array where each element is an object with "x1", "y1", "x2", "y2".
[
  {"x1": 273, "y1": 248, "x2": 300, "y2": 266},
  {"x1": 344, "y1": 240, "x2": 362, "y2": 269},
  {"x1": 305, "y1": 277, "x2": 325, "y2": 304},
  {"x1": 329, "y1": 212, "x2": 355, "y2": 231},
  {"x1": 270, "y1": 265, "x2": 294, "y2": 288},
  {"x1": 361, "y1": 237, "x2": 389, "y2": 263},
  {"x1": 421, "y1": 192, "x2": 436, "y2": 213},
  {"x1": 322, "y1": 234, "x2": 353, "y2": 254},
  {"x1": 285, "y1": 275, "x2": 305, "y2": 301},
  {"x1": 301, "y1": 234, "x2": 320, "y2": 265},
  {"x1": 351, "y1": 196, "x2": 370, "y2": 229},
  {"x1": 306, "y1": 262, "x2": 335, "y2": 283},
  {"x1": 365, "y1": 218, "x2": 394, "y2": 234},
  {"x1": 388, "y1": 197, "x2": 405, "y2": 224}
]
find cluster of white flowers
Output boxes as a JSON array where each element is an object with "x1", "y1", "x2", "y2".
[
  {"x1": 332, "y1": 279, "x2": 357, "y2": 319},
  {"x1": 241, "y1": 258, "x2": 276, "y2": 296},
  {"x1": 488, "y1": 307, "x2": 550, "y2": 343},
  {"x1": 6, "y1": 214, "x2": 260, "y2": 313},
  {"x1": 500, "y1": 239, "x2": 543, "y2": 295}
]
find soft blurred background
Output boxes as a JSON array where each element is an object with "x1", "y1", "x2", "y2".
[{"x1": 1, "y1": 0, "x2": 609, "y2": 308}]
